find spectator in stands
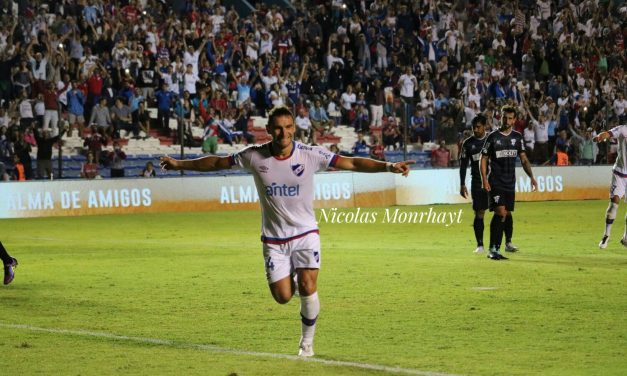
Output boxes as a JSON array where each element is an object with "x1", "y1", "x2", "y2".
[
  {"x1": 13, "y1": 130, "x2": 33, "y2": 180},
  {"x1": 352, "y1": 104, "x2": 370, "y2": 134},
  {"x1": 309, "y1": 99, "x2": 334, "y2": 137},
  {"x1": 382, "y1": 116, "x2": 402, "y2": 151},
  {"x1": 432, "y1": 141, "x2": 451, "y2": 168},
  {"x1": 89, "y1": 97, "x2": 112, "y2": 132},
  {"x1": 80, "y1": 152, "x2": 100, "y2": 179},
  {"x1": 352, "y1": 131, "x2": 368, "y2": 155},
  {"x1": 369, "y1": 135, "x2": 385, "y2": 161},
  {"x1": 42, "y1": 82, "x2": 61, "y2": 136},
  {"x1": 570, "y1": 126, "x2": 597, "y2": 166},
  {"x1": 18, "y1": 91, "x2": 34, "y2": 131},
  {"x1": 368, "y1": 79, "x2": 386, "y2": 128},
  {"x1": 133, "y1": 101, "x2": 151, "y2": 139},
  {"x1": 202, "y1": 118, "x2": 219, "y2": 155},
  {"x1": 35, "y1": 127, "x2": 66, "y2": 179},
  {"x1": 141, "y1": 161, "x2": 157, "y2": 178},
  {"x1": 67, "y1": 83, "x2": 86, "y2": 138},
  {"x1": 83, "y1": 125, "x2": 108, "y2": 167},
  {"x1": 110, "y1": 97, "x2": 138, "y2": 139},
  {"x1": 154, "y1": 82, "x2": 175, "y2": 131},
  {"x1": 10, "y1": 154, "x2": 24, "y2": 181},
  {"x1": 295, "y1": 107, "x2": 314, "y2": 144},
  {"x1": 436, "y1": 113, "x2": 459, "y2": 167},
  {"x1": 340, "y1": 84, "x2": 356, "y2": 124},
  {"x1": 108, "y1": 141, "x2": 127, "y2": 178}
]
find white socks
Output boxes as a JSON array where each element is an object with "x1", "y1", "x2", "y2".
[{"x1": 300, "y1": 292, "x2": 320, "y2": 346}]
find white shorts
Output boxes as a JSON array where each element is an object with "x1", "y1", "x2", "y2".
[
  {"x1": 262, "y1": 232, "x2": 321, "y2": 284},
  {"x1": 610, "y1": 172, "x2": 627, "y2": 200}
]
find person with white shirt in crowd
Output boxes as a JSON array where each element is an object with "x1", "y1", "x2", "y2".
[
  {"x1": 397, "y1": 66, "x2": 417, "y2": 103},
  {"x1": 182, "y1": 64, "x2": 200, "y2": 99},
  {"x1": 295, "y1": 107, "x2": 314, "y2": 144},
  {"x1": 340, "y1": 84, "x2": 356, "y2": 124},
  {"x1": 614, "y1": 92, "x2": 626, "y2": 121}
]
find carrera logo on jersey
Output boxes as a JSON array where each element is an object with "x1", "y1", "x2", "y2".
[
  {"x1": 495, "y1": 150, "x2": 518, "y2": 158},
  {"x1": 291, "y1": 164, "x2": 304, "y2": 177},
  {"x1": 258, "y1": 165, "x2": 269, "y2": 173},
  {"x1": 265, "y1": 183, "x2": 301, "y2": 197},
  {"x1": 297, "y1": 144, "x2": 313, "y2": 151}
]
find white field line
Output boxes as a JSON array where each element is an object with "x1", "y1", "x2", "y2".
[{"x1": 0, "y1": 323, "x2": 462, "y2": 376}]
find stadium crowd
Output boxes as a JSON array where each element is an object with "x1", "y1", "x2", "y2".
[{"x1": 0, "y1": 0, "x2": 625, "y2": 180}]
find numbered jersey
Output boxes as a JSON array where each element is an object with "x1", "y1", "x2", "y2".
[
  {"x1": 481, "y1": 129, "x2": 525, "y2": 191},
  {"x1": 460, "y1": 135, "x2": 487, "y2": 188},
  {"x1": 230, "y1": 141, "x2": 338, "y2": 243}
]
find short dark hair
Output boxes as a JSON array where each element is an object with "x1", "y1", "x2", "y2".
[
  {"x1": 472, "y1": 114, "x2": 487, "y2": 127},
  {"x1": 501, "y1": 105, "x2": 517, "y2": 116},
  {"x1": 267, "y1": 105, "x2": 294, "y2": 127}
]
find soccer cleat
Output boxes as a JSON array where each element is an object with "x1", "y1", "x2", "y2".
[
  {"x1": 487, "y1": 248, "x2": 508, "y2": 260},
  {"x1": 504, "y1": 242, "x2": 519, "y2": 252},
  {"x1": 3, "y1": 257, "x2": 18, "y2": 285},
  {"x1": 599, "y1": 236, "x2": 609, "y2": 249},
  {"x1": 298, "y1": 342, "x2": 314, "y2": 357},
  {"x1": 474, "y1": 246, "x2": 485, "y2": 254}
]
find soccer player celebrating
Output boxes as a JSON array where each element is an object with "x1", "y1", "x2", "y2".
[
  {"x1": 593, "y1": 125, "x2": 627, "y2": 248},
  {"x1": 1, "y1": 241, "x2": 18, "y2": 285},
  {"x1": 480, "y1": 106, "x2": 538, "y2": 260},
  {"x1": 460, "y1": 114, "x2": 489, "y2": 254},
  {"x1": 160, "y1": 106, "x2": 414, "y2": 356}
]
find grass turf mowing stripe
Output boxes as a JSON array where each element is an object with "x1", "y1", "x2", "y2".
[{"x1": 0, "y1": 322, "x2": 461, "y2": 376}]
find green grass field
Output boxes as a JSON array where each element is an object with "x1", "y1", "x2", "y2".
[{"x1": 1, "y1": 200, "x2": 626, "y2": 376}]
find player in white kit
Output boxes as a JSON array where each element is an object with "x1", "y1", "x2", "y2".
[
  {"x1": 594, "y1": 124, "x2": 627, "y2": 248},
  {"x1": 160, "y1": 106, "x2": 414, "y2": 356}
]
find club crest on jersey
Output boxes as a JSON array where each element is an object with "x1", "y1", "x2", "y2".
[
  {"x1": 291, "y1": 163, "x2": 304, "y2": 177},
  {"x1": 511, "y1": 139, "x2": 517, "y2": 146}
]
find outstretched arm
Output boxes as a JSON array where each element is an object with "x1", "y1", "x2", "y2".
[
  {"x1": 159, "y1": 155, "x2": 232, "y2": 172},
  {"x1": 333, "y1": 156, "x2": 415, "y2": 177}
]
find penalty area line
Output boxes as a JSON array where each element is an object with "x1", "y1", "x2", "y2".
[{"x1": 0, "y1": 322, "x2": 461, "y2": 376}]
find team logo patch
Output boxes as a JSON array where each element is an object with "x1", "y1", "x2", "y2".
[
  {"x1": 291, "y1": 164, "x2": 305, "y2": 177},
  {"x1": 511, "y1": 139, "x2": 517, "y2": 146},
  {"x1": 259, "y1": 165, "x2": 269, "y2": 173},
  {"x1": 313, "y1": 251, "x2": 320, "y2": 263},
  {"x1": 494, "y1": 195, "x2": 500, "y2": 203}
]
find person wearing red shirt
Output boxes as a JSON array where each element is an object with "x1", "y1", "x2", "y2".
[
  {"x1": 87, "y1": 68, "x2": 104, "y2": 108},
  {"x1": 431, "y1": 141, "x2": 451, "y2": 167},
  {"x1": 42, "y1": 82, "x2": 61, "y2": 136},
  {"x1": 121, "y1": 2, "x2": 140, "y2": 23}
]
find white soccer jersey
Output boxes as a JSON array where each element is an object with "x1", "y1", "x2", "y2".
[
  {"x1": 610, "y1": 125, "x2": 627, "y2": 175},
  {"x1": 230, "y1": 142, "x2": 338, "y2": 244}
]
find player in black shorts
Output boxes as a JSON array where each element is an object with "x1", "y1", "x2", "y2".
[
  {"x1": 480, "y1": 106, "x2": 537, "y2": 260},
  {"x1": 460, "y1": 114, "x2": 489, "y2": 254},
  {"x1": 1, "y1": 240, "x2": 18, "y2": 285}
]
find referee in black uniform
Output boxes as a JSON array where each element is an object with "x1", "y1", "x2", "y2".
[
  {"x1": 480, "y1": 106, "x2": 538, "y2": 260},
  {"x1": 460, "y1": 114, "x2": 490, "y2": 254}
]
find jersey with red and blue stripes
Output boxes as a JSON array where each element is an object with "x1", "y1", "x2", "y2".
[{"x1": 229, "y1": 141, "x2": 339, "y2": 244}]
